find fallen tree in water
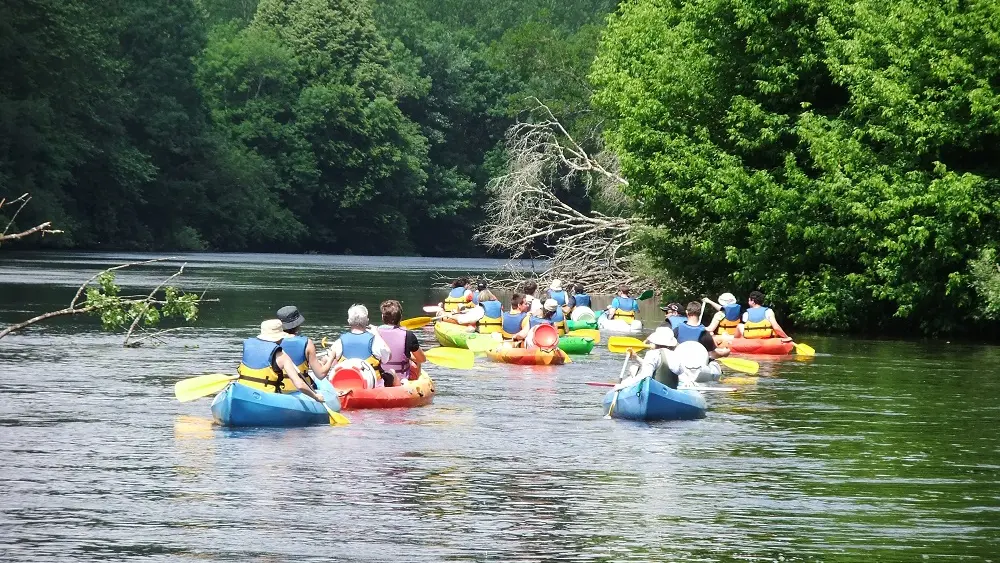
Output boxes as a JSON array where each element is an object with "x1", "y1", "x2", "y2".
[{"x1": 476, "y1": 99, "x2": 652, "y2": 294}]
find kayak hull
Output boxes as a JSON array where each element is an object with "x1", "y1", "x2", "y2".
[
  {"x1": 487, "y1": 347, "x2": 569, "y2": 366},
  {"x1": 566, "y1": 319, "x2": 598, "y2": 331},
  {"x1": 558, "y1": 336, "x2": 595, "y2": 355},
  {"x1": 434, "y1": 321, "x2": 472, "y2": 348},
  {"x1": 339, "y1": 373, "x2": 436, "y2": 410},
  {"x1": 602, "y1": 377, "x2": 706, "y2": 421},
  {"x1": 728, "y1": 337, "x2": 794, "y2": 355},
  {"x1": 211, "y1": 382, "x2": 331, "y2": 427},
  {"x1": 597, "y1": 315, "x2": 643, "y2": 334}
]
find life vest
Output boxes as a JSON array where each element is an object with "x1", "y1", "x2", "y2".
[
  {"x1": 667, "y1": 315, "x2": 685, "y2": 329},
  {"x1": 528, "y1": 315, "x2": 554, "y2": 328},
  {"x1": 340, "y1": 331, "x2": 375, "y2": 361},
  {"x1": 742, "y1": 307, "x2": 775, "y2": 339},
  {"x1": 716, "y1": 303, "x2": 742, "y2": 336},
  {"x1": 501, "y1": 311, "x2": 527, "y2": 338},
  {"x1": 651, "y1": 349, "x2": 679, "y2": 389},
  {"x1": 676, "y1": 322, "x2": 706, "y2": 344},
  {"x1": 613, "y1": 297, "x2": 637, "y2": 321},
  {"x1": 548, "y1": 289, "x2": 567, "y2": 306},
  {"x1": 573, "y1": 293, "x2": 591, "y2": 308},
  {"x1": 237, "y1": 337, "x2": 308, "y2": 394},
  {"x1": 443, "y1": 287, "x2": 469, "y2": 312},
  {"x1": 378, "y1": 325, "x2": 410, "y2": 378},
  {"x1": 551, "y1": 307, "x2": 568, "y2": 335},
  {"x1": 478, "y1": 301, "x2": 503, "y2": 334},
  {"x1": 472, "y1": 290, "x2": 481, "y2": 306}
]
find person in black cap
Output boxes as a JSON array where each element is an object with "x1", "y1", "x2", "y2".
[
  {"x1": 275, "y1": 305, "x2": 334, "y2": 384},
  {"x1": 660, "y1": 302, "x2": 686, "y2": 330}
]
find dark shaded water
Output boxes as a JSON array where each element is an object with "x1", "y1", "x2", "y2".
[{"x1": 0, "y1": 252, "x2": 997, "y2": 561}]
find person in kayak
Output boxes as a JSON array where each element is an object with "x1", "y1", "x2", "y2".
[
  {"x1": 674, "y1": 301, "x2": 730, "y2": 359},
  {"x1": 737, "y1": 291, "x2": 792, "y2": 341},
  {"x1": 607, "y1": 284, "x2": 639, "y2": 321},
  {"x1": 471, "y1": 280, "x2": 487, "y2": 306},
  {"x1": 378, "y1": 299, "x2": 425, "y2": 382},
  {"x1": 520, "y1": 279, "x2": 542, "y2": 316},
  {"x1": 622, "y1": 328, "x2": 682, "y2": 388},
  {"x1": 476, "y1": 290, "x2": 503, "y2": 334},
  {"x1": 547, "y1": 279, "x2": 567, "y2": 306},
  {"x1": 572, "y1": 284, "x2": 592, "y2": 309},
  {"x1": 514, "y1": 298, "x2": 560, "y2": 347},
  {"x1": 329, "y1": 304, "x2": 393, "y2": 386},
  {"x1": 442, "y1": 277, "x2": 473, "y2": 313},
  {"x1": 704, "y1": 292, "x2": 741, "y2": 340},
  {"x1": 236, "y1": 319, "x2": 327, "y2": 403},
  {"x1": 659, "y1": 302, "x2": 685, "y2": 329},
  {"x1": 275, "y1": 305, "x2": 336, "y2": 380},
  {"x1": 501, "y1": 293, "x2": 530, "y2": 339}
]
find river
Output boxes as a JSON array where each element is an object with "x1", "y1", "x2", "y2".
[{"x1": 0, "y1": 252, "x2": 997, "y2": 562}]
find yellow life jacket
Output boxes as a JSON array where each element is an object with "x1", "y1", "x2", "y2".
[
  {"x1": 237, "y1": 337, "x2": 307, "y2": 394},
  {"x1": 742, "y1": 307, "x2": 776, "y2": 339},
  {"x1": 716, "y1": 318, "x2": 740, "y2": 336},
  {"x1": 443, "y1": 287, "x2": 469, "y2": 313},
  {"x1": 478, "y1": 301, "x2": 503, "y2": 334}
]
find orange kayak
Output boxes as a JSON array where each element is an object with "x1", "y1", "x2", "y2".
[
  {"x1": 337, "y1": 373, "x2": 436, "y2": 410},
  {"x1": 728, "y1": 337, "x2": 794, "y2": 355},
  {"x1": 486, "y1": 346, "x2": 570, "y2": 366}
]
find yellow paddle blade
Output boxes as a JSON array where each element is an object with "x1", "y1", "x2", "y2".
[
  {"x1": 424, "y1": 346, "x2": 475, "y2": 369},
  {"x1": 466, "y1": 334, "x2": 501, "y2": 353},
  {"x1": 794, "y1": 342, "x2": 816, "y2": 356},
  {"x1": 608, "y1": 336, "x2": 648, "y2": 354},
  {"x1": 401, "y1": 316, "x2": 434, "y2": 330},
  {"x1": 718, "y1": 357, "x2": 759, "y2": 375},
  {"x1": 174, "y1": 373, "x2": 237, "y2": 402},
  {"x1": 325, "y1": 403, "x2": 351, "y2": 425},
  {"x1": 567, "y1": 329, "x2": 601, "y2": 343},
  {"x1": 721, "y1": 375, "x2": 758, "y2": 385}
]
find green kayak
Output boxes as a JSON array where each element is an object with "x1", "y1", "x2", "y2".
[
  {"x1": 558, "y1": 336, "x2": 595, "y2": 355},
  {"x1": 435, "y1": 321, "x2": 472, "y2": 348},
  {"x1": 566, "y1": 319, "x2": 598, "y2": 331}
]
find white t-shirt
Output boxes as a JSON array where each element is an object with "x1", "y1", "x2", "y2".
[
  {"x1": 525, "y1": 295, "x2": 543, "y2": 316},
  {"x1": 329, "y1": 328, "x2": 391, "y2": 365}
]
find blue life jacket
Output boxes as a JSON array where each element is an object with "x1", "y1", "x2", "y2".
[
  {"x1": 613, "y1": 297, "x2": 638, "y2": 311},
  {"x1": 449, "y1": 287, "x2": 466, "y2": 299},
  {"x1": 502, "y1": 311, "x2": 527, "y2": 335},
  {"x1": 472, "y1": 290, "x2": 481, "y2": 306},
  {"x1": 280, "y1": 336, "x2": 308, "y2": 367},
  {"x1": 529, "y1": 315, "x2": 554, "y2": 328},
  {"x1": 552, "y1": 308, "x2": 565, "y2": 323},
  {"x1": 723, "y1": 303, "x2": 741, "y2": 321},
  {"x1": 339, "y1": 331, "x2": 374, "y2": 360},
  {"x1": 240, "y1": 338, "x2": 279, "y2": 371},
  {"x1": 574, "y1": 293, "x2": 591, "y2": 308},
  {"x1": 746, "y1": 307, "x2": 770, "y2": 323},
  {"x1": 668, "y1": 315, "x2": 685, "y2": 329},
  {"x1": 676, "y1": 322, "x2": 706, "y2": 344},
  {"x1": 481, "y1": 300, "x2": 503, "y2": 319},
  {"x1": 237, "y1": 338, "x2": 286, "y2": 393},
  {"x1": 548, "y1": 290, "x2": 567, "y2": 306}
]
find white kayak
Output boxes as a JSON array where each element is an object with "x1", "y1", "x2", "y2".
[{"x1": 597, "y1": 314, "x2": 643, "y2": 334}]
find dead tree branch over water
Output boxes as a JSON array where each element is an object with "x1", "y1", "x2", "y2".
[
  {"x1": 1, "y1": 193, "x2": 63, "y2": 245},
  {"x1": 476, "y1": 99, "x2": 651, "y2": 293}
]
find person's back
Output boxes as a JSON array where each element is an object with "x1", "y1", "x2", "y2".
[
  {"x1": 443, "y1": 278, "x2": 471, "y2": 312},
  {"x1": 573, "y1": 284, "x2": 591, "y2": 308},
  {"x1": 610, "y1": 284, "x2": 639, "y2": 321},
  {"x1": 340, "y1": 330, "x2": 375, "y2": 360},
  {"x1": 237, "y1": 320, "x2": 289, "y2": 393},
  {"x1": 376, "y1": 299, "x2": 424, "y2": 383},
  {"x1": 741, "y1": 291, "x2": 778, "y2": 339},
  {"x1": 477, "y1": 291, "x2": 503, "y2": 334},
  {"x1": 547, "y1": 279, "x2": 567, "y2": 306}
]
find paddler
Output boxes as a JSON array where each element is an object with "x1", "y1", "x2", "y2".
[
  {"x1": 236, "y1": 319, "x2": 327, "y2": 403},
  {"x1": 659, "y1": 302, "x2": 685, "y2": 329},
  {"x1": 513, "y1": 298, "x2": 561, "y2": 347},
  {"x1": 329, "y1": 304, "x2": 393, "y2": 386},
  {"x1": 501, "y1": 293, "x2": 530, "y2": 339},
  {"x1": 377, "y1": 299, "x2": 425, "y2": 382},
  {"x1": 441, "y1": 277, "x2": 473, "y2": 313},
  {"x1": 673, "y1": 301, "x2": 730, "y2": 359},
  {"x1": 547, "y1": 279, "x2": 568, "y2": 307},
  {"x1": 475, "y1": 290, "x2": 503, "y2": 334},
  {"x1": 704, "y1": 292, "x2": 741, "y2": 340},
  {"x1": 471, "y1": 280, "x2": 487, "y2": 306},
  {"x1": 521, "y1": 280, "x2": 542, "y2": 316},
  {"x1": 736, "y1": 291, "x2": 792, "y2": 341},
  {"x1": 276, "y1": 305, "x2": 337, "y2": 379},
  {"x1": 571, "y1": 284, "x2": 592, "y2": 309},
  {"x1": 606, "y1": 284, "x2": 639, "y2": 321},
  {"x1": 622, "y1": 328, "x2": 682, "y2": 389}
]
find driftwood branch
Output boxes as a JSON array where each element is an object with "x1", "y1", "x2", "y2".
[
  {"x1": 122, "y1": 263, "x2": 187, "y2": 347},
  {"x1": 0, "y1": 306, "x2": 97, "y2": 339},
  {"x1": 1, "y1": 193, "x2": 63, "y2": 244},
  {"x1": 475, "y1": 99, "x2": 650, "y2": 293}
]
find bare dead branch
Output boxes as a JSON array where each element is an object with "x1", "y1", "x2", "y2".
[
  {"x1": 1, "y1": 193, "x2": 63, "y2": 244},
  {"x1": 0, "y1": 306, "x2": 96, "y2": 339}
]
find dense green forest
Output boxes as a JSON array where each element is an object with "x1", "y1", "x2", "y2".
[{"x1": 0, "y1": 0, "x2": 613, "y2": 255}]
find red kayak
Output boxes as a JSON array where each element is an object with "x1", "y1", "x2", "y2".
[
  {"x1": 727, "y1": 337, "x2": 794, "y2": 355},
  {"x1": 331, "y1": 366, "x2": 436, "y2": 410}
]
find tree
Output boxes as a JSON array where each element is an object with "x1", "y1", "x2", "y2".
[{"x1": 592, "y1": 0, "x2": 1000, "y2": 333}]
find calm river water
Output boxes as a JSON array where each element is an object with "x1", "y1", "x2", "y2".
[{"x1": 0, "y1": 252, "x2": 997, "y2": 562}]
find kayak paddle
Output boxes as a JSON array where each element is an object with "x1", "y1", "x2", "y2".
[
  {"x1": 175, "y1": 373, "x2": 237, "y2": 402},
  {"x1": 566, "y1": 328, "x2": 600, "y2": 343},
  {"x1": 793, "y1": 342, "x2": 816, "y2": 356},
  {"x1": 313, "y1": 375, "x2": 350, "y2": 425},
  {"x1": 424, "y1": 346, "x2": 475, "y2": 369},
  {"x1": 638, "y1": 289, "x2": 655, "y2": 301},
  {"x1": 466, "y1": 334, "x2": 501, "y2": 353},
  {"x1": 401, "y1": 316, "x2": 435, "y2": 330},
  {"x1": 608, "y1": 336, "x2": 760, "y2": 374},
  {"x1": 721, "y1": 376, "x2": 758, "y2": 385},
  {"x1": 586, "y1": 381, "x2": 737, "y2": 392}
]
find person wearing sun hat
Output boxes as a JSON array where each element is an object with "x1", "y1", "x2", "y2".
[
  {"x1": 275, "y1": 305, "x2": 336, "y2": 382},
  {"x1": 618, "y1": 327, "x2": 685, "y2": 388},
  {"x1": 547, "y1": 279, "x2": 568, "y2": 307},
  {"x1": 704, "y1": 292, "x2": 742, "y2": 339},
  {"x1": 235, "y1": 319, "x2": 327, "y2": 403}
]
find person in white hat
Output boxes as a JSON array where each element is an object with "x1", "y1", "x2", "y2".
[
  {"x1": 703, "y1": 292, "x2": 741, "y2": 340},
  {"x1": 235, "y1": 319, "x2": 327, "y2": 403},
  {"x1": 547, "y1": 279, "x2": 568, "y2": 308},
  {"x1": 513, "y1": 298, "x2": 563, "y2": 347},
  {"x1": 618, "y1": 327, "x2": 684, "y2": 388}
]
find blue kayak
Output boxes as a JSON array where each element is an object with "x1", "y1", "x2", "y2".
[
  {"x1": 211, "y1": 381, "x2": 334, "y2": 427},
  {"x1": 601, "y1": 376, "x2": 707, "y2": 421}
]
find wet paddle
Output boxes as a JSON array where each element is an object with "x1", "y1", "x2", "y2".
[
  {"x1": 607, "y1": 336, "x2": 760, "y2": 374},
  {"x1": 174, "y1": 373, "x2": 237, "y2": 402},
  {"x1": 401, "y1": 316, "x2": 435, "y2": 330},
  {"x1": 793, "y1": 342, "x2": 816, "y2": 356},
  {"x1": 312, "y1": 375, "x2": 350, "y2": 425},
  {"x1": 424, "y1": 346, "x2": 475, "y2": 369},
  {"x1": 566, "y1": 328, "x2": 600, "y2": 343},
  {"x1": 637, "y1": 289, "x2": 655, "y2": 301}
]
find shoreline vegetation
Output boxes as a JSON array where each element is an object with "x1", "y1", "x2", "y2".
[{"x1": 3, "y1": 0, "x2": 1000, "y2": 335}]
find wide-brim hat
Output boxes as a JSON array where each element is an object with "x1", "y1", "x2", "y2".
[
  {"x1": 646, "y1": 327, "x2": 677, "y2": 348},
  {"x1": 718, "y1": 293, "x2": 737, "y2": 306},
  {"x1": 543, "y1": 298, "x2": 559, "y2": 312},
  {"x1": 277, "y1": 305, "x2": 304, "y2": 330},
  {"x1": 258, "y1": 319, "x2": 292, "y2": 342},
  {"x1": 549, "y1": 279, "x2": 563, "y2": 291},
  {"x1": 675, "y1": 340, "x2": 709, "y2": 369}
]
